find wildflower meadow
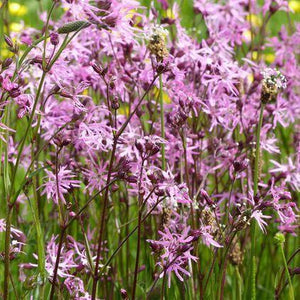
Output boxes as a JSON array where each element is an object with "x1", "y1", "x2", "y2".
[{"x1": 0, "y1": 0, "x2": 299, "y2": 299}]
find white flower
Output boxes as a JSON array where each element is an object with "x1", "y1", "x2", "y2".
[{"x1": 261, "y1": 68, "x2": 287, "y2": 89}]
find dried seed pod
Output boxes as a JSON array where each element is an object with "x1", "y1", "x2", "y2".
[
  {"x1": 229, "y1": 241, "x2": 244, "y2": 265},
  {"x1": 261, "y1": 68, "x2": 286, "y2": 103},
  {"x1": 202, "y1": 208, "x2": 215, "y2": 227},
  {"x1": 160, "y1": 207, "x2": 171, "y2": 228},
  {"x1": 146, "y1": 25, "x2": 169, "y2": 62}
]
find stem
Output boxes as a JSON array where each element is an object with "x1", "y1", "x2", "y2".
[
  {"x1": 218, "y1": 232, "x2": 237, "y2": 299},
  {"x1": 250, "y1": 103, "x2": 265, "y2": 300},
  {"x1": 161, "y1": 272, "x2": 166, "y2": 300},
  {"x1": 11, "y1": 121, "x2": 73, "y2": 207},
  {"x1": 49, "y1": 226, "x2": 66, "y2": 300},
  {"x1": 49, "y1": 148, "x2": 66, "y2": 300},
  {"x1": 92, "y1": 140, "x2": 118, "y2": 299},
  {"x1": 99, "y1": 196, "x2": 165, "y2": 275},
  {"x1": 3, "y1": 206, "x2": 13, "y2": 300},
  {"x1": 280, "y1": 244, "x2": 294, "y2": 300},
  {"x1": 253, "y1": 104, "x2": 265, "y2": 197},
  {"x1": 92, "y1": 75, "x2": 158, "y2": 298},
  {"x1": 25, "y1": 189, "x2": 46, "y2": 299},
  {"x1": 159, "y1": 74, "x2": 166, "y2": 170},
  {"x1": 116, "y1": 75, "x2": 158, "y2": 139},
  {"x1": 65, "y1": 179, "x2": 118, "y2": 229},
  {"x1": 132, "y1": 206, "x2": 142, "y2": 300},
  {"x1": 9, "y1": 72, "x2": 47, "y2": 197},
  {"x1": 132, "y1": 159, "x2": 145, "y2": 299},
  {"x1": 235, "y1": 266, "x2": 242, "y2": 300},
  {"x1": 276, "y1": 248, "x2": 300, "y2": 298},
  {"x1": 42, "y1": 2, "x2": 56, "y2": 69}
]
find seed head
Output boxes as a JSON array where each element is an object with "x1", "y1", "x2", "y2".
[
  {"x1": 261, "y1": 68, "x2": 287, "y2": 103},
  {"x1": 146, "y1": 25, "x2": 169, "y2": 62}
]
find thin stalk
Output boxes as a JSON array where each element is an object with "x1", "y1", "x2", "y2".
[
  {"x1": 116, "y1": 75, "x2": 158, "y2": 139},
  {"x1": 159, "y1": 74, "x2": 166, "y2": 170},
  {"x1": 160, "y1": 272, "x2": 166, "y2": 300},
  {"x1": 10, "y1": 121, "x2": 73, "y2": 207},
  {"x1": 42, "y1": 2, "x2": 56, "y2": 69},
  {"x1": 279, "y1": 244, "x2": 294, "y2": 300},
  {"x1": 91, "y1": 75, "x2": 159, "y2": 298},
  {"x1": 132, "y1": 159, "x2": 145, "y2": 299},
  {"x1": 65, "y1": 179, "x2": 118, "y2": 229},
  {"x1": 92, "y1": 140, "x2": 118, "y2": 299},
  {"x1": 132, "y1": 204, "x2": 142, "y2": 299},
  {"x1": 49, "y1": 227, "x2": 66, "y2": 300},
  {"x1": 218, "y1": 232, "x2": 237, "y2": 299},
  {"x1": 3, "y1": 95, "x2": 12, "y2": 300},
  {"x1": 276, "y1": 248, "x2": 300, "y2": 298},
  {"x1": 25, "y1": 188, "x2": 46, "y2": 299},
  {"x1": 250, "y1": 103, "x2": 265, "y2": 300},
  {"x1": 99, "y1": 196, "x2": 165, "y2": 274},
  {"x1": 9, "y1": 72, "x2": 47, "y2": 197},
  {"x1": 3, "y1": 206, "x2": 13, "y2": 300},
  {"x1": 235, "y1": 266, "x2": 242, "y2": 300},
  {"x1": 49, "y1": 148, "x2": 66, "y2": 300}
]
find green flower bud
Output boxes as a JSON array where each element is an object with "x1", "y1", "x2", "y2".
[
  {"x1": 274, "y1": 232, "x2": 285, "y2": 245},
  {"x1": 58, "y1": 21, "x2": 91, "y2": 34}
]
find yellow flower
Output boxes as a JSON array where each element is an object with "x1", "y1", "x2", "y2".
[
  {"x1": 1, "y1": 48, "x2": 10, "y2": 58},
  {"x1": 252, "y1": 51, "x2": 258, "y2": 61},
  {"x1": 289, "y1": 1, "x2": 300, "y2": 13},
  {"x1": 242, "y1": 30, "x2": 252, "y2": 42},
  {"x1": 153, "y1": 87, "x2": 171, "y2": 104},
  {"x1": 264, "y1": 53, "x2": 275, "y2": 64},
  {"x1": 247, "y1": 73, "x2": 254, "y2": 84},
  {"x1": 118, "y1": 105, "x2": 129, "y2": 116},
  {"x1": 246, "y1": 14, "x2": 262, "y2": 27},
  {"x1": 82, "y1": 89, "x2": 89, "y2": 96},
  {"x1": 10, "y1": 22, "x2": 23, "y2": 32},
  {"x1": 166, "y1": 8, "x2": 175, "y2": 20},
  {"x1": 9, "y1": 2, "x2": 27, "y2": 16}
]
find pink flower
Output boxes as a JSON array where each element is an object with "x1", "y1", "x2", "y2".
[
  {"x1": 0, "y1": 123, "x2": 15, "y2": 143},
  {"x1": 31, "y1": 235, "x2": 77, "y2": 279},
  {"x1": 147, "y1": 226, "x2": 197, "y2": 287},
  {"x1": 41, "y1": 166, "x2": 81, "y2": 204},
  {"x1": 270, "y1": 158, "x2": 300, "y2": 191},
  {"x1": 251, "y1": 210, "x2": 272, "y2": 234},
  {"x1": 193, "y1": 226, "x2": 223, "y2": 248}
]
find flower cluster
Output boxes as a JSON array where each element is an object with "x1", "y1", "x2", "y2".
[{"x1": 0, "y1": 0, "x2": 299, "y2": 299}]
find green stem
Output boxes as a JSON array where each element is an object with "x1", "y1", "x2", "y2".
[
  {"x1": 26, "y1": 190, "x2": 46, "y2": 299},
  {"x1": 280, "y1": 244, "x2": 294, "y2": 300},
  {"x1": 159, "y1": 74, "x2": 166, "y2": 170},
  {"x1": 42, "y1": 2, "x2": 56, "y2": 69},
  {"x1": 253, "y1": 103, "x2": 265, "y2": 196},
  {"x1": 235, "y1": 266, "x2": 242, "y2": 300},
  {"x1": 9, "y1": 72, "x2": 47, "y2": 197},
  {"x1": 250, "y1": 103, "x2": 265, "y2": 300},
  {"x1": 3, "y1": 206, "x2": 13, "y2": 300}
]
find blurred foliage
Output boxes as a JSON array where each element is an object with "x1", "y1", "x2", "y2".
[{"x1": 2, "y1": 0, "x2": 300, "y2": 34}]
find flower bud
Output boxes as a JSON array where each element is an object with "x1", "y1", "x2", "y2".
[
  {"x1": 274, "y1": 232, "x2": 285, "y2": 245},
  {"x1": 58, "y1": 21, "x2": 91, "y2": 34},
  {"x1": 4, "y1": 34, "x2": 14, "y2": 48},
  {"x1": 50, "y1": 32, "x2": 59, "y2": 46},
  {"x1": 91, "y1": 62, "x2": 102, "y2": 75},
  {"x1": 120, "y1": 289, "x2": 129, "y2": 300},
  {"x1": 233, "y1": 159, "x2": 249, "y2": 173},
  {"x1": 2, "y1": 58, "x2": 13, "y2": 69}
]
